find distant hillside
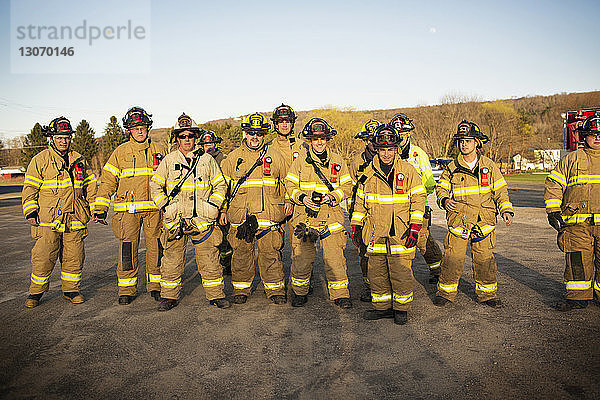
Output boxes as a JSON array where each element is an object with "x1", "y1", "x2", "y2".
[{"x1": 186, "y1": 91, "x2": 599, "y2": 162}]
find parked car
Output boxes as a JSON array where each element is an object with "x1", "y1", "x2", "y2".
[{"x1": 430, "y1": 158, "x2": 453, "y2": 182}]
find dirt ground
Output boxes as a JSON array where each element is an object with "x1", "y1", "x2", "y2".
[{"x1": 0, "y1": 182, "x2": 598, "y2": 399}]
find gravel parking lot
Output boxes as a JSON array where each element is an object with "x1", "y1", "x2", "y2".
[{"x1": 0, "y1": 182, "x2": 598, "y2": 399}]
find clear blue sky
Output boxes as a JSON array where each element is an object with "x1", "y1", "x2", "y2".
[{"x1": 1, "y1": 0, "x2": 599, "y2": 140}]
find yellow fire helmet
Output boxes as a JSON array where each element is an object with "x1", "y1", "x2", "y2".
[
  {"x1": 355, "y1": 119, "x2": 381, "y2": 140},
  {"x1": 241, "y1": 112, "x2": 271, "y2": 132}
]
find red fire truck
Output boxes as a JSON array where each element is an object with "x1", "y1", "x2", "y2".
[{"x1": 563, "y1": 108, "x2": 600, "y2": 150}]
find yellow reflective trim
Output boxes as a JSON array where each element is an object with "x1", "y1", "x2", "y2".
[
  {"x1": 147, "y1": 274, "x2": 161, "y2": 283},
  {"x1": 61, "y1": 271, "x2": 82, "y2": 281},
  {"x1": 438, "y1": 179, "x2": 451, "y2": 190},
  {"x1": 452, "y1": 185, "x2": 492, "y2": 196},
  {"x1": 232, "y1": 281, "x2": 252, "y2": 289},
  {"x1": 548, "y1": 170, "x2": 566, "y2": 186},
  {"x1": 594, "y1": 281, "x2": 600, "y2": 292},
  {"x1": 566, "y1": 174, "x2": 600, "y2": 186},
  {"x1": 492, "y1": 178, "x2": 507, "y2": 190},
  {"x1": 264, "y1": 281, "x2": 285, "y2": 290},
  {"x1": 409, "y1": 185, "x2": 426, "y2": 195},
  {"x1": 389, "y1": 244, "x2": 416, "y2": 254},
  {"x1": 151, "y1": 174, "x2": 166, "y2": 184},
  {"x1": 339, "y1": 174, "x2": 352, "y2": 184},
  {"x1": 160, "y1": 279, "x2": 181, "y2": 288},
  {"x1": 24, "y1": 174, "x2": 43, "y2": 185},
  {"x1": 565, "y1": 280, "x2": 592, "y2": 290},
  {"x1": 437, "y1": 282, "x2": 458, "y2": 293},
  {"x1": 202, "y1": 277, "x2": 224, "y2": 287},
  {"x1": 23, "y1": 200, "x2": 39, "y2": 213},
  {"x1": 114, "y1": 201, "x2": 158, "y2": 212},
  {"x1": 103, "y1": 163, "x2": 120, "y2": 177},
  {"x1": 393, "y1": 291, "x2": 413, "y2": 304},
  {"x1": 211, "y1": 174, "x2": 225, "y2": 185},
  {"x1": 31, "y1": 273, "x2": 50, "y2": 285},
  {"x1": 118, "y1": 278, "x2": 138, "y2": 287},
  {"x1": 327, "y1": 279, "x2": 348, "y2": 289},
  {"x1": 291, "y1": 276, "x2": 310, "y2": 286},
  {"x1": 120, "y1": 168, "x2": 155, "y2": 177},
  {"x1": 544, "y1": 199, "x2": 562, "y2": 208},
  {"x1": 365, "y1": 193, "x2": 410, "y2": 204},
  {"x1": 285, "y1": 173, "x2": 300, "y2": 184},
  {"x1": 95, "y1": 197, "x2": 111, "y2": 206},
  {"x1": 562, "y1": 214, "x2": 594, "y2": 224},
  {"x1": 498, "y1": 201, "x2": 513, "y2": 213},
  {"x1": 371, "y1": 293, "x2": 392, "y2": 302},
  {"x1": 475, "y1": 282, "x2": 497, "y2": 292}
]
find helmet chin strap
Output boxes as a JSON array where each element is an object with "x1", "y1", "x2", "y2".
[{"x1": 49, "y1": 138, "x2": 69, "y2": 156}]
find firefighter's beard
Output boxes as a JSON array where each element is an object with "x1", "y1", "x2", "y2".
[{"x1": 247, "y1": 135, "x2": 264, "y2": 149}]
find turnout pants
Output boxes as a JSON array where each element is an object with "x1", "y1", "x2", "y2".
[
  {"x1": 557, "y1": 222, "x2": 600, "y2": 300},
  {"x1": 290, "y1": 230, "x2": 350, "y2": 300},
  {"x1": 436, "y1": 229, "x2": 498, "y2": 302},
  {"x1": 29, "y1": 223, "x2": 87, "y2": 294},
  {"x1": 417, "y1": 219, "x2": 443, "y2": 276},
  {"x1": 368, "y1": 249, "x2": 414, "y2": 311},
  {"x1": 112, "y1": 211, "x2": 162, "y2": 296},
  {"x1": 159, "y1": 225, "x2": 225, "y2": 301},
  {"x1": 229, "y1": 227, "x2": 285, "y2": 298}
]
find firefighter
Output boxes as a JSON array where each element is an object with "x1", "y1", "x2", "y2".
[
  {"x1": 351, "y1": 124, "x2": 426, "y2": 324},
  {"x1": 434, "y1": 120, "x2": 513, "y2": 308},
  {"x1": 269, "y1": 104, "x2": 303, "y2": 227},
  {"x1": 22, "y1": 117, "x2": 97, "y2": 308},
  {"x1": 219, "y1": 112, "x2": 289, "y2": 305},
  {"x1": 199, "y1": 130, "x2": 233, "y2": 275},
  {"x1": 349, "y1": 119, "x2": 381, "y2": 302},
  {"x1": 200, "y1": 130, "x2": 226, "y2": 165},
  {"x1": 545, "y1": 114, "x2": 600, "y2": 311},
  {"x1": 390, "y1": 113, "x2": 443, "y2": 284},
  {"x1": 285, "y1": 118, "x2": 353, "y2": 308},
  {"x1": 93, "y1": 107, "x2": 166, "y2": 305},
  {"x1": 150, "y1": 113, "x2": 229, "y2": 310}
]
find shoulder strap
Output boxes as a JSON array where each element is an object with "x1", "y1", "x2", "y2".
[
  {"x1": 305, "y1": 151, "x2": 335, "y2": 192},
  {"x1": 228, "y1": 143, "x2": 270, "y2": 204}
]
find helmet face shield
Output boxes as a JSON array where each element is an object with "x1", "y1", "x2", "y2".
[
  {"x1": 302, "y1": 118, "x2": 337, "y2": 139},
  {"x1": 371, "y1": 124, "x2": 401, "y2": 148},
  {"x1": 123, "y1": 106, "x2": 153, "y2": 130}
]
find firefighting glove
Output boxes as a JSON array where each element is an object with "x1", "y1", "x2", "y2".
[
  {"x1": 306, "y1": 227, "x2": 320, "y2": 243},
  {"x1": 294, "y1": 223, "x2": 307, "y2": 240},
  {"x1": 547, "y1": 211, "x2": 566, "y2": 232},
  {"x1": 236, "y1": 215, "x2": 259, "y2": 243},
  {"x1": 94, "y1": 211, "x2": 108, "y2": 225},
  {"x1": 305, "y1": 204, "x2": 320, "y2": 218},
  {"x1": 401, "y1": 223, "x2": 422, "y2": 248},
  {"x1": 351, "y1": 225, "x2": 363, "y2": 248}
]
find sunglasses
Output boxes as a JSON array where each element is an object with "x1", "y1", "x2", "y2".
[
  {"x1": 178, "y1": 134, "x2": 196, "y2": 140},
  {"x1": 246, "y1": 131, "x2": 266, "y2": 137}
]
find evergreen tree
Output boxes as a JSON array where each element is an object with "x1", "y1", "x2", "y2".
[
  {"x1": 20, "y1": 123, "x2": 48, "y2": 167},
  {"x1": 72, "y1": 119, "x2": 98, "y2": 163},
  {"x1": 101, "y1": 116, "x2": 127, "y2": 162}
]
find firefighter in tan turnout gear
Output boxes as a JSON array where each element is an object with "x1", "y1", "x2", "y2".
[
  {"x1": 150, "y1": 114, "x2": 229, "y2": 310},
  {"x1": 434, "y1": 120, "x2": 513, "y2": 308},
  {"x1": 349, "y1": 119, "x2": 381, "y2": 302},
  {"x1": 545, "y1": 114, "x2": 600, "y2": 311},
  {"x1": 22, "y1": 117, "x2": 97, "y2": 308},
  {"x1": 220, "y1": 113, "x2": 289, "y2": 305},
  {"x1": 351, "y1": 124, "x2": 426, "y2": 324},
  {"x1": 94, "y1": 107, "x2": 166, "y2": 305},
  {"x1": 285, "y1": 118, "x2": 353, "y2": 308},
  {"x1": 390, "y1": 113, "x2": 443, "y2": 284}
]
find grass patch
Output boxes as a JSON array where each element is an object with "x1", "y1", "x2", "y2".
[{"x1": 504, "y1": 173, "x2": 548, "y2": 182}]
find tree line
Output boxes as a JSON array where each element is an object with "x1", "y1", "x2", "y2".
[{"x1": 10, "y1": 90, "x2": 600, "y2": 173}]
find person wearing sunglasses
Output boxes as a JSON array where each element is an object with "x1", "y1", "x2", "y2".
[
  {"x1": 220, "y1": 112, "x2": 289, "y2": 305},
  {"x1": 285, "y1": 118, "x2": 354, "y2": 309},
  {"x1": 22, "y1": 117, "x2": 97, "y2": 308},
  {"x1": 351, "y1": 124, "x2": 426, "y2": 325},
  {"x1": 94, "y1": 107, "x2": 166, "y2": 306},
  {"x1": 545, "y1": 113, "x2": 600, "y2": 311},
  {"x1": 150, "y1": 113, "x2": 229, "y2": 310}
]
